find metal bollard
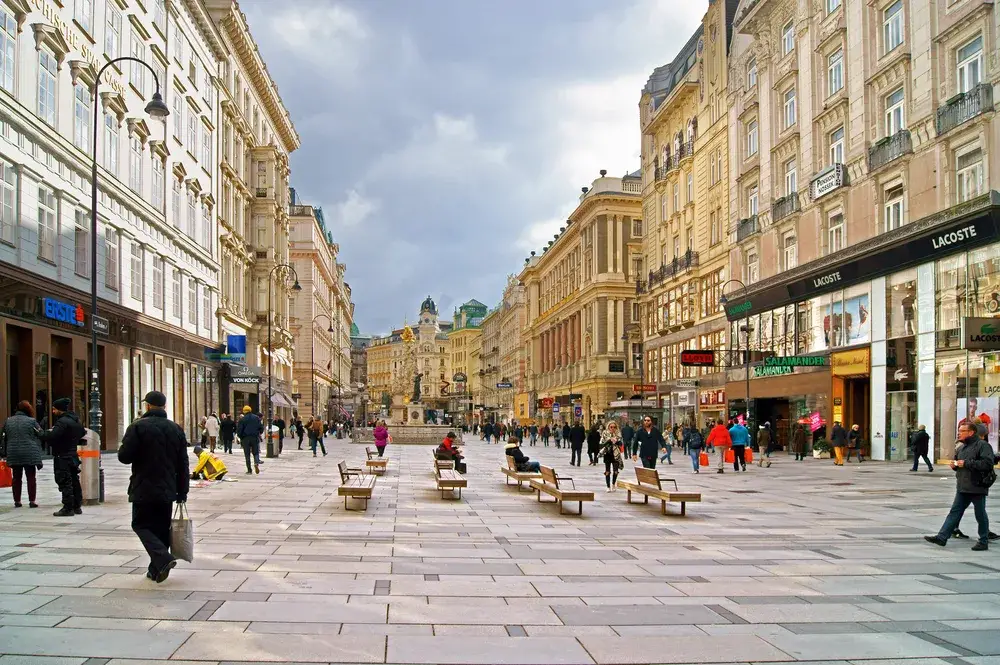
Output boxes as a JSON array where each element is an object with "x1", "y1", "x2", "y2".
[{"x1": 80, "y1": 429, "x2": 101, "y2": 505}]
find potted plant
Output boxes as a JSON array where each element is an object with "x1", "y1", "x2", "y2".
[{"x1": 812, "y1": 439, "x2": 833, "y2": 459}]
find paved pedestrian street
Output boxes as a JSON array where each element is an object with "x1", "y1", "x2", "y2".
[{"x1": 1, "y1": 439, "x2": 999, "y2": 665}]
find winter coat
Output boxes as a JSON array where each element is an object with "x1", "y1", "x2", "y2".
[
  {"x1": 562, "y1": 424, "x2": 572, "y2": 441},
  {"x1": 436, "y1": 438, "x2": 462, "y2": 461},
  {"x1": 219, "y1": 417, "x2": 236, "y2": 440},
  {"x1": 118, "y1": 408, "x2": 190, "y2": 503},
  {"x1": 831, "y1": 424, "x2": 848, "y2": 446},
  {"x1": 505, "y1": 443, "x2": 532, "y2": 472},
  {"x1": 569, "y1": 424, "x2": 586, "y2": 448},
  {"x1": 237, "y1": 412, "x2": 264, "y2": 440},
  {"x1": 953, "y1": 435, "x2": 996, "y2": 495},
  {"x1": 0, "y1": 412, "x2": 44, "y2": 467},
  {"x1": 373, "y1": 425, "x2": 389, "y2": 447},
  {"x1": 41, "y1": 412, "x2": 86, "y2": 456},
  {"x1": 599, "y1": 431, "x2": 624, "y2": 470},
  {"x1": 204, "y1": 415, "x2": 220, "y2": 437},
  {"x1": 706, "y1": 424, "x2": 732, "y2": 448},
  {"x1": 634, "y1": 426, "x2": 665, "y2": 459},
  {"x1": 910, "y1": 429, "x2": 930, "y2": 456},
  {"x1": 685, "y1": 427, "x2": 705, "y2": 450},
  {"x1": 621, "y1": 424, "x2": 635, "y2": 448},
  {"x1": 791, "y1": 426, "x2": 807, "y2": 454},
  {"x1": 586, "y1": 427, "x2": 601, "y2": 454},
  {"x1": 192, "y1": 450, "x2": 227, "y2": 480},
  {"x1": 848, "y1": 428, "x2": 862, "y2": 448},
  {"x1": 728, "y1": 423, "x2": 751, "y2": 446},
  {"x1": 755, "y1": 427, "x2": 772, "y2": 452}
]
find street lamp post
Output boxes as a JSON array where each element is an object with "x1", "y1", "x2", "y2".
[
  {"x1": 86, "y1": 58, "x2": 169, "y2": 449},
  {"x1": 622, "y1": 328, "x2": 645, "y2": 421},
  {"x1": 266, "y1": 263, "x2": 301, "y2": 457},
  {"x1": 310, "y1": 314, "x2": 334, "y2": 422},
  {"x1": 720, "y1": 279, "x2": 751, "y2": 425}
]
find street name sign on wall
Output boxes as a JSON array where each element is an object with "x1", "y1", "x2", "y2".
[
  {"x1": 92, "y1": 315, "x2": 110, "y2": 336},
  {"x1": 496, "y1": 382, "x2": 513, "y2": 389}
]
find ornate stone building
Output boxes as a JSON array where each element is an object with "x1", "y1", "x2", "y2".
[{"x1": 448, "y1": 299, "x2": 487, "y2": 424}]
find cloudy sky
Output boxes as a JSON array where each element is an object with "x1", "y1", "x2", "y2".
[{"x1": 241, "y1": 0, "x2": 704, "y2": 335}]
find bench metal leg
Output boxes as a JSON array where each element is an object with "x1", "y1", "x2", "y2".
[
  {"x1": 680, "y1": 501, "x2": 686, "y2": 516},
  {"x1": 643, "y1": 495, "x2": 649, "y2": 505},
  {"x1": 577, "y1": 501, "x2": 583, "y2": 516},
  {"x1": 626, "y1": 489, "x2": 633, "y2": 504},
  {"x1": 661, "y1": 499, "x2": 667, "y2": 516}
]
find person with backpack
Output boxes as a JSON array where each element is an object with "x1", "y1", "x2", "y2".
[
  {"x1": 684, "y1": 424, "x2": 704, "y2": 473},
  {"x1": 924, "y1": 419, "x2": 994, "y2": 551}
]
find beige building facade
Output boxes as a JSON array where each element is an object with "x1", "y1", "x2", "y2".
[
  {"x1": 447, "y1": 299, "x2": 487, "y2": 424},
  {"x1": 521, "y1": 171, "x2": 644, "y2": 426},
  {"x1": 723, "y1": 0, "x2": 1000, "y2": 459}
]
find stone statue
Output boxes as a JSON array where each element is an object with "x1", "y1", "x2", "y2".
[{"x1": 412, "y1": 373, "x2": 423, "y2": 403}]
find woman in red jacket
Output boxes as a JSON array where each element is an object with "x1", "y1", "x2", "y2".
[{"x1": 706, "y1": 421, "x2": 732, "y2": 474}]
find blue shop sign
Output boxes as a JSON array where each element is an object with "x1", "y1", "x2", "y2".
[{"x1": 42, "y1": 298, "x2": 85, "y2": 327}]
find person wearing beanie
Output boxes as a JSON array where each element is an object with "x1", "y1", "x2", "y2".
[
  {"x1": 40, "y1": 397, "x2": 85, "y2": 517},
  {"x1": 236, "y1": 405, "x2": 264, "y2": 474},
  {"x1": 191, "y1": 445, "x2": 228, "y2": 481},
  {"x1": 118, "y1": 391, "x2": 189, "y2": 583}
]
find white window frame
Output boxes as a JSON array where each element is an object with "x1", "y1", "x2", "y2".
[
  {"x1": 828, "y1": 211, "x2": 845, "y2": 253},
  {"x1": 103, "y1": 114, "x2": 119, "y2": 175},
  {"x1": 129, "y1": 30, "x2": 145, "y2": 94},
  {"x1": 73, "y1": 85, "x2": 91, "y2": 152},
  {"x1": 783, "y1": 232, "x2": 798, "y2": 270},
  {"x1": 746, "y1": 250, "x2": 759, "y2": 284},
  {"x1": 130, "y1": 242, "x2": 142, "y2": 301},
  {"x1": 0, "y1": 7, "x2": 17, "y2": 94},
  {"x1": 0, "y1": 160, "x2": 15, "y2": 244},
  {"x1": 883, "y1": 0, "x2": 903, "y2": 54},
  {"x1": 151, "y1": 157, "x2": 164, "y2": 211},
  {"x1": 885, "y1": 87, "x2": 906, "y2": 137},
  {"x1": 828, "y1": 49, "x2": 843, "y2": 97},
  {"x1": 686, "y1": 173, "x2": 693, "y2": 203},
  {"x1": 830, "y1": 126, "x2": 845, "y2": 166},
  {"x1": 75, "y1": 0, "x2": 93, "y2": 34},
  {"x1": 746, "y1": 59, "x2": 757, "y2": 89},
  {"x1": 187, "y1": 112, "x2": 198, "y2": 155},
  {"x1": 172, "y1": 88, "x2": 183, "y2": 138},
  {"x1": 187, "y1": 190, "x2": 196, "y2": 238},
  {"x1": 74, "y1": 211, "x2": 89, "y2": 278},
  {"x1": 782, "y1": 87, "x2": 796, "y2": 129},
  {"x1": 129, "y1": 136, "x2": 143, "y2": 194},
  {"x1": 781, "y1": 21, "x2": 795, "y2": 56},
  {"x1": 660, "y1": 195, "x2": 667, "y2": 222},
  {"x1": 710, "y1": 210, "x2": 718, "y2": 245},
  {"x1": 171, "y1": 179, "x2": 182, "y2": 229},
  {"x1": 37, "y1": 186, "x2": 56, "y2": 262},
  {"x1": 172, "y1": 268, "x2": 182, "y2": 318},
  {"x1": 784, "y1": 159, "x2": 797, "y2": 196},
  {"x1": 884, "y1": 185, "x2": 905, "y2": 232},
  {"x1": 957, "y1": 35, "x2": 983, "y2": 94},
  {"x1": 201, "y1": 202, "x2": 211, "y2": 248},
  {"x1": 747, "y1": 185, "x2": 759, "y2": 216},
  {"x1": 38, "y1": 48, "x2": 57, "y2": 126},
  {"x1": 202, "y1": 287, "x2": 211, "y2": 329},
  {"x1": 827, "y1": 0, "x2": 841, "y2": 12},
  {"x1": 201, "y1": 125, "x2": 212, "y2": 166},
  {"x1": 187, "y1": 279, "x2": 197, "y2": 325},
  {"x1": 152, "y1": 256, "x2": 163, "y2": 309},
  {"x1": 673, "y1": 184, "x2": 679, "y2": 212},
  {"x1": 956, "y1": 145, "x2": 984, "y2": 203},
  {"x1": 746, "y1": 119, "x2": 758, "y2": 157},
  {"x1": 154, "y1": 0, "x2": 167, "y2": 34},
  {"x1": 105, "y1": 228, "x2": 119, "y2": 290}
]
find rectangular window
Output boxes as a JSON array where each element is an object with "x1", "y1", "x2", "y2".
[
  {"x1": 172, "y1": 268, "x2": 182, "y2": 318},
  {"x1": 828, "y1": 212, "x2": 845, "y2": 253},
  {"x1": 827, "y1": 0, "x2": 841, "y2": 11},
  {"x1": 103, "y1": 114, "x2": 119, "y2": 175},
  {"x1": 784, "y1": 159, "x2": 797, "y2": 196},
  {"x1": 1, "y1": 7, "x2": 17, "y2": 93},
  {"x1": 0, "y1": 160, "x2": 15, "y2": 244},
  {"x1": 171, "y1": 179, "x2": 181, "y2": 229},
  {"x1": 828, "y1": 49, "x2": 843, "y2": 96},
  {"x1": 152, "y1": 256, "x2": 163, "y2": 309},
  {"x1": 747, "y1": 185, "x2": 758, "y2": 216},
  {"x1": 781, "y1": 21, "x2": 795, "y2": 56},
  {"x1": 172, "y1": 88, "x2": 183, "y2": 138},
  {"x1": 187, "y1": 280, "x2": 197, "y2": 324},
  {"x1": 746, "y1": 119, "x2": 758, "y2": 157},
  {"x1": 73, "y1": 85, "x2": 91, "y2": 152},
  {"x1": 709, "y1": 211, "x2": 718, "y2": 245},
  {"x1": 105, "y1": 228, "x2": 118, "y2": 290},
  {"x1": 105, "y1": 5, "x2": 121, "y2": 58},
  {"x1": 129, "y1": 137, "x2": 143, "y2": 193},
  {"x1": 957, "y1": 35, "x2": 983, "y2": 94},
  {"x1": 201, "y1": 203, "x2": 211, "y2": 248},
  {"x1": 130, "y1": 242, "x2": 142, "y2": 300},
  {"x1": 129, "y1": 31, "x2": 145, "y2": 94},
  {"x1": 885, "y1": 87, "x2": 905, "y2": 136},
  {"x1": 660, "y1": 194, "x2": 667, "y2": 222},
  {"x1": 830, "y1": 126, "x2": 845, "y2": 165},
  {"x1": 672, "y1": 184, "x2": 679, "y2": 211},
  {"x1": 783, "y1": 232, "x2": 798, "y2": 269},
  {"x1": 75, "y1": 0, "x2": 92, "y2": 34},
  {"x1": 632, "y1": 218, "x2": 642, "y2": 237},
  {"x1": 782, "y1": 87, "x2": 796, "y2": 129},
  {"x1": 187, "y1": 190, "x2": 196, "y2": 238},
  {"x1": 154, "y1": 0, "x2": 167, "y2": 34},
  {"x1": 187, "y1": 113, "x2": 198, "y2": 155},
  {"x1": 686, "y1": 173, "x2": 693, "y2": 202},
  {"x1": 883, "y1": 0, "x2": 903, "y2": 54},
  {"x1": 74, "y1": 211, "x2": 88, "y2": 277},
  {"x1": 746, "y1": 251, "x2": 759, "y2": 284},
  {"x1": 37, "y1": 186, "x2": 56, "y2": 262},
  {"x1": 151, "y1": 157, "x2": 164, "y2": 211},
  {"x1": 202, "y1": 288, "x2": 211, "y2": 328},
  {"x1": 717, "y1": 150, "x2": 723, "y2": 183},
  {"x1": 884, "y1": 184, "x2": 904, "y2": 231},
  {"x1": 174, "y1": 21, "x2": 186, "y2": 63},
  {"x1": 746, "y1": 58, "x2": 757, "y2": 89},
  {"x1": 202, "y1": 126, "x2": 212, "y2": 166},
  {"x1": 956, "y1": 147, "x2": 984, "y2": 202},
  {"x1": 38, "y1": 49, "x2": 57, "y2": 126}
]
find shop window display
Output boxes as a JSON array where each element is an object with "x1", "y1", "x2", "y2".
[
  {"x1": 886, "y1": 269, "x2": 917, "y2": 338},
  {"x1": 968, "y1": 241, "x2": 1000, "y2": 317},
  {"x1": 936, "y1": 352, "x2": 1000, "y2": 459},
  {"x1": 935, "y1": 253, "x2": 966, "y2": 349}
]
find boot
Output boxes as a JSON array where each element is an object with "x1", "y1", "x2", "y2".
[{"x1": 52, "y1": 507, "x2": 74, "y2": 517}]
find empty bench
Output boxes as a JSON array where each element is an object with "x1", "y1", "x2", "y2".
[
  {"x1": 365, "y1": 447, "x2": 388, "y2": 475},
  {"x1": 529, "y1": 466, "x2": 594, "y2": 516},
  {"x1": 617, "y1": 467, "x2": 701, "y2": 516},
  {"x1": 501, "y1": 455, "x2": 541, "y2": 491},
  {"x1": 434, "y1": 461, "x2": 467, "y2": 500},
  {"x1": 337, "y1": 461, "x2": 376, "y2": 511}
]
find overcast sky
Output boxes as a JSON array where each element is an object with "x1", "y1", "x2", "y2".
[{"x1": 241, "y1": 0, "x2": 704, "y2": 335}]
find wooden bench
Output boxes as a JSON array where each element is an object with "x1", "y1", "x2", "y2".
[
  {"x1": 501, "y1": 455, "x2": 541, "y2": 491},
  {"x1": 337, "y1": 461, "x2": 376, "y2": 511},
  {"x1": 435, "y1": 463, "x2": 467, "y2": 500},
  {"x1": 365, "y1": 447, "x2": 388, "y2": 475},
  {"x1": 433, "y1": 450, "x2": 455, "y2": 470},
  {"x1": 617, "y1": 467, "x2": 701, "y2": 516},
  {"x1": 528, "y1": 466, "x2": 594, "y2": 515}
]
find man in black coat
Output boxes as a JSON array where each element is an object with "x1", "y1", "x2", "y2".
[
  {"x1": 41, "y1": 397, "x2": 85, "y2": 517},
  {"x1": 219, "y1": 413, "x2": 236, "y2": 454},
  {"x1": 633, "y1": 415, "x2": 665, "y2": 469},
  {"x1": 569, "y1": 420, "x2": 586, "y2": 466},
  {"x1": 274, "y1": 417, "x2": 286, "y2": 451},
  {"x1": 909, "y1": 424, "x2": 932, "y2": 472},
  {"x1": 236, "y1": 405, "x2": 264, "y2": 474},
  {"x1": 118, "y1": 391, "x2": 190, "y2": 583},
  {"x1": 622, "y1": 421, "x2": 636, "y2": 457}
]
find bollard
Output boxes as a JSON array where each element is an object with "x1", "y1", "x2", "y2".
[{"x1": 80, "y1": 429, "x2": 101, "y2": 506}]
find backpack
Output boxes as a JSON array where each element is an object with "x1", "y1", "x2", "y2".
[
  {"x1": 971, "y1": 442, "x2": 997, "y2": 489},
  {"x1": 687, "y1": 429, "x2": 704, "y2": 449}
]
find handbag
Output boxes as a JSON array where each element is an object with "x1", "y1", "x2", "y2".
[
  {"x1": 170, "y1": 503, "x2": 195, "y2": 563},
  {"x1": 724, "y1": 448, "x2": 735, "y2": 464},
  {"x1": 744, "y1": 448, "x2": 754, "y2": 463},
  {"x1": 0, "y1": 461, "x2": 12, "y2": 489},
  {"x1": 699, "y1": 452, "x2": 709, "y2": 467}
]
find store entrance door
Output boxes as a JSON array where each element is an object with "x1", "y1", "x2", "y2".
[
  {"x1": 886, "y1": 391, "x2": 917, "y2": 460},
  {"x1": 843, "y1": 376, "x2": 870, "y2": 447}
]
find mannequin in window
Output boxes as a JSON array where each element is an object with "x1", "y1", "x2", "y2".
[{"x1": 901, "y1": 290, "x2": 915, "y2": 335}]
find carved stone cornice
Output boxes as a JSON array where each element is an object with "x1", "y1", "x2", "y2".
[{"x1": 815, "y1": 94, "x2": 848, "y2": 133}]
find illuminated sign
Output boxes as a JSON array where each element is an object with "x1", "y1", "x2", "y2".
[
  {"x1": 43, "y1": 298, "x2": 84, "y2": 327},
  {"x1": 680, "y1": 350, "x2": 715, "y2": 366}
]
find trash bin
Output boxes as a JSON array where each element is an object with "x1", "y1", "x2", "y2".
[
  {"x1": 266, "y1": 425, "x2": 280, "y2": 458},
  {"x1": 80, "y1": 429, "x2": 102, "y2": 505}
]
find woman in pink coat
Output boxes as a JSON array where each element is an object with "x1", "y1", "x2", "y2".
[{"x1": 373, "y1": 420, "x2": 390, "y2": 457}]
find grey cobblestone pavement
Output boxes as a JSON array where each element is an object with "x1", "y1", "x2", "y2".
[{"x1": 1, "y1": 437, "x2": 998, "y2": 664}]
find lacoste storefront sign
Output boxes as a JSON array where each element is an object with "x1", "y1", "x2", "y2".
[{"x1": 963, "y1": 317, "x2": 1000, "y2": 351}]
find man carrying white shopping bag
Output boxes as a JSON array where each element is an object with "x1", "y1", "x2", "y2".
[{"x1": 118, "y1": 391, "x2": 190, "y2": 583}]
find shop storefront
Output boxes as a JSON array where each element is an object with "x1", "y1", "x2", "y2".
[
  {"x1": 699, "y1": 388, "x2": 726, "y2": 425},
  {"x1": 725, "y1": 194, "x2": 1000, "y2": 460}
]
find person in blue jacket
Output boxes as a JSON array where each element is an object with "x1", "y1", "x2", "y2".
[
  {"x1": 728, "y1": 419, "x2": 751, "y2": 472},
  {"x1": 236, "y1": 406, "x2": 264, "y2": 474}
]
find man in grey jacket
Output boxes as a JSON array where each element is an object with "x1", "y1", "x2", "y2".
[{"x1": 925, "y1": 421, "x2": 995, "y2": 551}]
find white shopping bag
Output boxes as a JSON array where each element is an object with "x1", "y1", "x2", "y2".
[{"x1": 170, "y1": 503, "x2": 195, "y2": 563}]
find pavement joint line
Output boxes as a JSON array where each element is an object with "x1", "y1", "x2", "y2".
[
  {"x1": 909, "y1": 631, "x2": 982, "y2": 657},
  {"x1": 705, "y1": 604, "x2": 749, "y2": 625}
]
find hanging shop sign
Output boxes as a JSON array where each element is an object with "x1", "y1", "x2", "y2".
[
  {"x1": 962, "y1": 317, "x2": 1000, "y2": 351},
  {"x1": 539, "y1": 397, "x2": 554, "y2": 409},
  {"x1": 831, "y1": 348, "x2": 871, "y2": 376},
  {"x1": 680, "y1": 350, "x2": 715, "y2": 366},
  {"x1": 751, "y1": 365, "x2": 793, "y2": 379},
  {"x1": 42, "y1": 298, "x2": 85, "y2": 327},
  {"x1": 228, "y1": 364, "x2": 261, "y2": 385},
  {"x1": 764, "y1": 355, "x2": 828, "y2": 368},
  {"x1": 633, "y1": 384, "x2": 657, "y2": 392},
  {"x1": 453, "y1": 372, "x2": 468, "y2": 383}
]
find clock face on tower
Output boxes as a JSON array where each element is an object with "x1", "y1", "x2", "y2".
[{"x1": 424, "y1": 318, "x2": 430, "y2": 323}]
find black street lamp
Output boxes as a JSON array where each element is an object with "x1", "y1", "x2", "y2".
[
  {"x1": 266, "y1": 263, "x2": 301, "y2": 457},
  {"x1": 87, "y1": 58, "x2": 169, "y2": 448},
  {"x1": 720, "y1": 279, "x2": 752, "y2": 425},
  {"x1": 622, "y1": 328, "x2": 645, "y2": 419},
  {"x1": 310, "y1": 313, "x2": 334, "y2": 421}
]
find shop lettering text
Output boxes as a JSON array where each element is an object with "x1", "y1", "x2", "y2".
[
  {"x1": 42, "y1": 298, "x2": 84, "y2": 327},
  {"x1": 764, "y1": 355, "x2": 828, "y2": 367},
  {"x1": 680, "y1": 350, "x2": 715, "y2": 366},
  {"x1": 812, "y1": 271, "x2": 842, "y2": 288},
  {"x1": 986, "y1": 385, "x2": 1000, "y2": 397},
  {"x1": 751, "y1": 365, "x2": 793, "y2": 378},
  {"x1": 726, "y1": 301, "x2": 752, "y2": 316},
  {"x1": 931, "y1": 225, "x2": 977, "y2": 249}
]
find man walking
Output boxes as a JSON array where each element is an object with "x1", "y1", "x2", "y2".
[
  {"x1": 925, "y1": 420, "x2": 994, "y2": 551},
  {"x1": 729, "y1": 419, "x2": 750, "y2": 471},
  {"x1": 274, "y1": 417, "x2": 286, "y2": 453},
  {"x1": 831, "y1": 421, "x2": 848, "y2": 466},
  {"x1": 622, "y1": 420, "x2": 635, "y2": 457},
  {"x1": 529, "y1": 423, "x2": 538, "y2": 447},
  {"x1": 236, "y1": 405, "x2": 264, "y2": 474},
  {"x1": 910, "y1": 424, "x2": 933, "y2": 472},
  {"x1": 41, "y1": 398, "x2": 85, "y2": 517},
  {"x1": 569, "y1": 419, "x2": 586, "y2": 466},
  {"x1": 118, "y1": 391, "x2": 189, "y2": 583},
  {"x1": 219, "y1": 413, "x2": 236, "y2": 454},
  {"x1": 633, "y1": 416, "x2": 665, "y2": 469}
]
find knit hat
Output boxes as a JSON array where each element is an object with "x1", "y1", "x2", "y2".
[
  {"x1": 52, "y1": 398, "x2": 71, "y2": 412},
  {"x1": 193, "y1": 446, "x2": 204, "y2": 456},
  {"x1": 242, "y1": 405, "x2": 252, "y2": 414}
]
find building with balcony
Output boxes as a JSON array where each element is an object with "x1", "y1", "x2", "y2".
[
  {"x1": 207, "y1": 0, "x2": 300, "y2": 427},
  {"x1": 723, "y1": 0, "x2": 1000, "y2": 461},
  {"x1": 637, "y1": 0, "x2": 738, "y2": 427},
  {"x1": 478, "y1": 303, "x2": 504, "y2": 422},
  {"x1": 0, "y1": 0, "x2": 227, "y2": 446},
  {"x1": 520, "y1": 171, "x2": 643, "y2": 426},
  {"x1": 447, "y1": 299, "x2": 486, "y2": 425}
]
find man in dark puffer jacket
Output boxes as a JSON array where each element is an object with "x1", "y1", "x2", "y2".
[{"x1": 41, "y1": 398, "x2": 85, "y2": 517}]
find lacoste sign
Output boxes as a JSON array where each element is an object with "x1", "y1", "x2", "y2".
[{"x1": 962, "y1": 317, "x2": 1000, "y2": 351}]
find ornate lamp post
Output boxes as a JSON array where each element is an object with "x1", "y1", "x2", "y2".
[
  {"x1": 720, "y1": 279, "x2": 752, "y2": 425},
  {"x1": 266, "y1": 263, "x2": 301, "y2": 457},
  {"x1": 85, "y1": 58, "x2": 169, "y2": 449}
]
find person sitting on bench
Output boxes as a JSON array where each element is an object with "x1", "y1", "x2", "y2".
[
  {"x1": 505, "y1": 438, "x2": 541, "y2": 472},
  {"x1": 191, "y1": 446, "x2": 227, "y2": 481},
  {"x1": 436, "y1": 432, "x2": 466, "y2": 473}
]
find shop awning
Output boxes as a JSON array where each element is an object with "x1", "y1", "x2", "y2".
[{"x1": 271, "y1": 393, "x2": 293, "y2": 408}]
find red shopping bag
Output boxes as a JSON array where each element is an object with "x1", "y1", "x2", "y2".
[
  {"x1": 699, "y1": 452, "x2": 709, "y2": 467},
  {"x1": 744, "y1": 448, "x2": 753, "y2": 464},
  {"x1": 724, "y1": 448, "x2": 735, "y2": 464},
  {"x1": 0, "y1": 461, "x2": 12, "y2": 488}
]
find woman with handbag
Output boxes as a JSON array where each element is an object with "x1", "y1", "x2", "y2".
[
  {"x1": 600, "y1": 422, "x2": 625, "y2": 492},
  {"x1": 0, "y1": 401, "x2": 44, "y2": 508}
]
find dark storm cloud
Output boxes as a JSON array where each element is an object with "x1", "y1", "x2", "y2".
[{"x1": 240, "y1": 0, "x2": 703, "y2": 334}]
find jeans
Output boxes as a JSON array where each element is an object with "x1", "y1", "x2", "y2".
[
  {"x1": 732, "y1": 445, "x2": 746, "y2": 470},
  {"x1": 911, "y1": 454, "x2": 933, "y2": 471},
  {"x1": 847, "y1": 447, "x2": 864, "y2": 462},
  {"x1": 604, "y1": 460, "x2": 619, "y2": 487},
  {"x1": 11, "y1": 465, "x2": 37, "y2": 504},
  {"x1": 53, "y1": 454, "x2": 82, "y2": 511},
  {"x1": 588, "y1": 451, "x2": 599, "y2": 464},
  {"x1": 659, "y1": 447, "x2": 672, "y2": 463},
  {"x1": 240, "y1": 437, "x2": 260, "y2": 472},
  {"x1": 530, "y1": 435, "x2": 537, "y2": 446},
  {"x1": 525, "y1": 461, "x2": 541, "y2": 472},
  {"x1": 132, "y1": 500, "x2": 173, "y2": 575},
  {"x1": 689, "y1": 449, "x2": 700, "y2": 471},
  {"x1": 936, "y1": 492, "x2": 989, "y2": 546},
  {"x1": 310, "y1": 435, "x2": 327, "y2": 456},
  {"x1": 571, "y1": 446, "x2": 582, "y2": 466}
]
